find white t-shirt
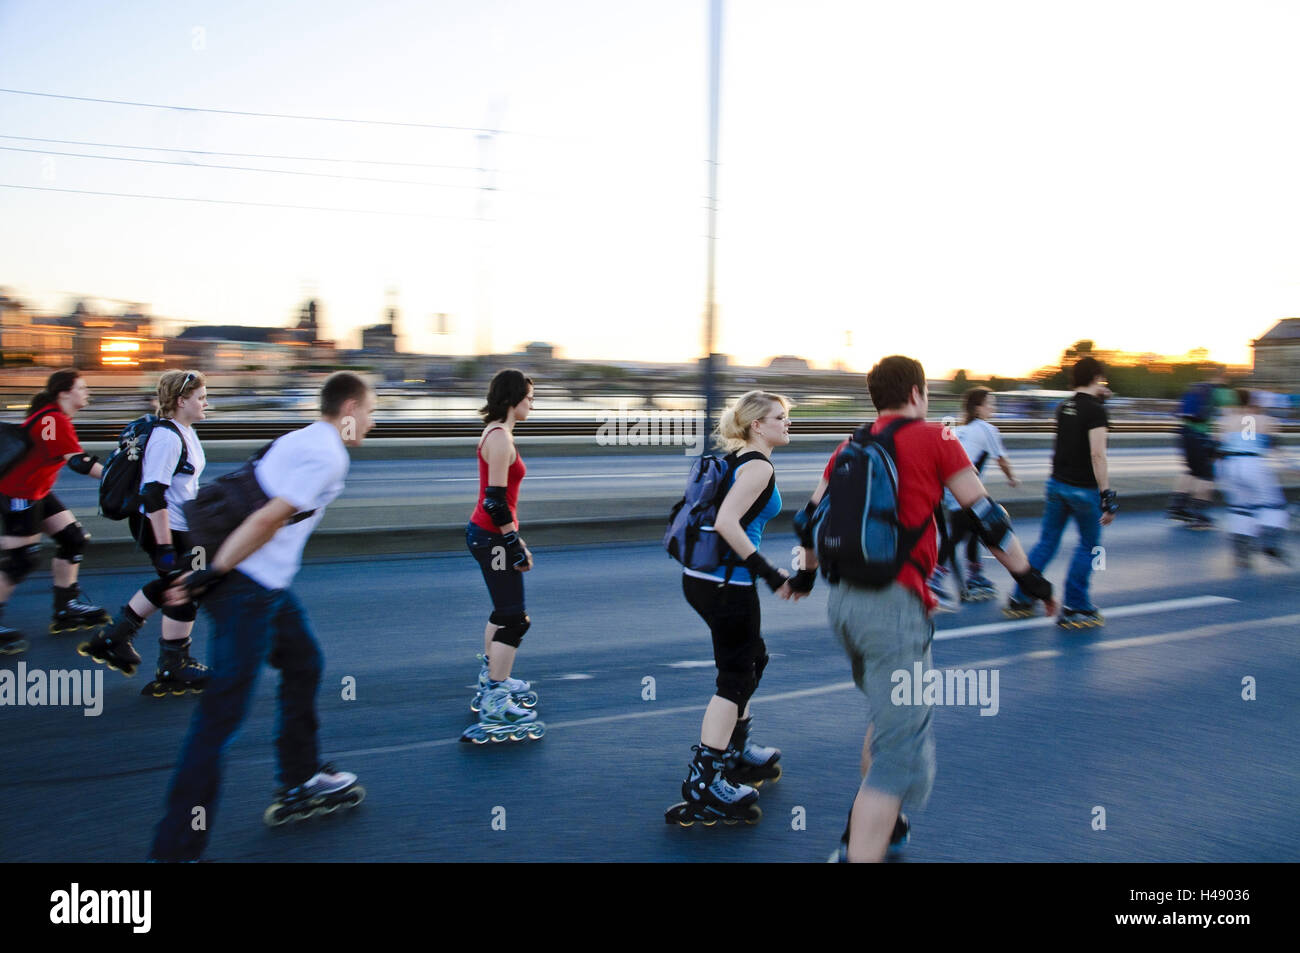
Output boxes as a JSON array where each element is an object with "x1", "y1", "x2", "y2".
[
  {"x1": 138, "y1": 421, "x2": 206, "y2": 531},
  {"x1": 944, "y1": 418, "x2": 1008, "y2": 511},
  {"x1": 236, "y1": 421, "x2": 349, "y2": 591}
]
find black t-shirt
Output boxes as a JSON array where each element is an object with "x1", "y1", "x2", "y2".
[{"x1": 1051, "y1": 392, "x2": 1109, "y2": 488}]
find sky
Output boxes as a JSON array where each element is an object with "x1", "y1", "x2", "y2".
[{"x1": 2, "y1": 0, "x2": 1298, "y2": 378}]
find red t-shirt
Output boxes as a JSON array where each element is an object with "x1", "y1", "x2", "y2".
[
  {"x1": 0, "y1": 406, "x2": 83, "y2": 500},
  {"x1": 821, "y1": 414, "x2": 972, "y2": 612},
  {"x1": 469, "y1": 429, "x2": 526, "y2": 533}
]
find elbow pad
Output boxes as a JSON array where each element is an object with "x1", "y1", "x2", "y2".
[
  {"x1": 67, "y1": 453, "x2": 99, "y2": 475},
  {"x1": 793, "y1": 501, "x2": 816, "y2": 548},
  {"x1": 482, "y1": 485, "x2": 513, "y2": 526},
  {"x1": 141, "y1": 481, "x2": 169, "y2": 513},
  {"x1": 965, "y1": 496, "x2": 1013, "y2": 551}
]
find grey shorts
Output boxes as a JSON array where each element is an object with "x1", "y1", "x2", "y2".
[{"x1": 827, "y1": 581, "x2": 936, "y2": 811}]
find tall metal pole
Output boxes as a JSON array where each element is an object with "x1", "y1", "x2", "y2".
[{"x1": 701, "y1": 0, "x2": 723, "y2": 450}]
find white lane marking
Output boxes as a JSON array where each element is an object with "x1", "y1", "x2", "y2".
[
  {"x1": 934, "y1": 596, "x2": 1237, "y2": 642},
  {"x1": 557, "y1": 673, "x2": 594, "y2": 680},
  {"x1": 666, "y1": 661, "x2": 716, "y2": 669},
  {"x1": 319, "y1": 607, "x2": 1291, "y2": 763}
]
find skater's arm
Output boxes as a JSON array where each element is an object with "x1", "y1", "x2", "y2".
[
  {"x1": 146, "y1": 510, "x2": 172, "y2": 547},
  {"x1": 481, "y1": 429, "x2": 518, "y2": 535},
  {"x1": 210, "y1": 498, "x2": 300, "y2": 573},
  {"x1": 997, "y1": 456, "x2": 1018, "y2": 488},
  {"x1": 62, "y1": 452, "x2": 102, "y2": 480},
  {"x1": 714, "y1": 461, "x2": 774, "y2": 559},
  {"x1": 793, "y1": 478, "x2": 829, "y2": 571},
  {"x1": 1089, "y1": 428, "x2": 1114, "y2": 525},
  {"x1": 946, "y1": 468, "x2": 1031, "y2": 573}
]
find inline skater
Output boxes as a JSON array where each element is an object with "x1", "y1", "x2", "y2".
[
  {"x1": 147, "y1": 372, "x2": 374, "y2": 860},
  {"x1": 1167, "y1": 372, "x2": 1234, "y2": 529},
  {"x1": 461, "y1": 369, "x2": 544, "y2": 744},
  {"x1": 79, "y1": 371, "x2": 211, "y2": 693},
  {"x1": 929, "y1": 387, "x2": 1019, "y2": 607},
  {"x1": 796, "y1": 355, "x2": 1054, "y2": 861},
  {"x1": 1004, "y1": 357, "x2": 1115, "y2": 628},
  {"x1": 1219, "y1": 390, "x2": 1291, "y2": 567},
  {"x1": 0, "y1": 369, "x2": 106, "y2": 654},
  {"x1": 666, "y1": 390, "x2": 811, "y2": 827}
]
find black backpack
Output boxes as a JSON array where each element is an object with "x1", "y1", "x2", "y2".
[
  {"x1": 811, "y1": 417, "x2": 934, "y2": 587},
  {"x1": 0, "y1": 406, "x2": 60, "y2": 481},
  {"x1": 99, "y1": 415, "x2": 189, "y2": 521},
  {"x1": 664, "y1": 450, "x2": 774, "y2": 582},
  {"x1": 182, "y1": 440, "x2": 316, "y2": 554}
]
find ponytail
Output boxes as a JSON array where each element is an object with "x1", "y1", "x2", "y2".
[{"x1": 27, "y1": 368, "x2": 80, "y2": 417}]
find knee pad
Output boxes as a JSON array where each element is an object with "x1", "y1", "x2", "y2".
[
  {"x1": 161, "y1": 600, "x2": 198, "y2": 623},
  {"x1": 489, "y1": 610, "x2": 531, "y2": 648},
  {"x1": 715, "y1": 667, "x2": 758, "y2": 708},
  {"x1": 51, "y1": 522, "x2": 90, "y2": 564},
  {"x1": 141, "y1": 575, "x2": 170, "y2": 608},
  {"x1": 0, "y1": 544, "x2": 42, "y2": 584}
]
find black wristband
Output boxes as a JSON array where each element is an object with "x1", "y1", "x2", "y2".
[
  {"x1": 1012, "y1": 567, "x2": 1052, "y2": 603},
  {"x1": 501, "y1": 531, "x2": 528, "y2": 569},
  {"x1": 1100, "y1": 489, "x2": 1118, "y2": 515},
  {"x1": 743, "y1": 552, "x2": 786, "y2": 593},
  {"x1": 151, "y1": 544, "x2": 177, "y2": 575},
  {"x1": 787, "y1": 568, "x2": 816, "y2": 593},
  {"x1": 792, "y1": 501, "x2": 816, "y2": 549},
  {"x1": 67, "y1": 453, "x2": 99, "y2": 475}
]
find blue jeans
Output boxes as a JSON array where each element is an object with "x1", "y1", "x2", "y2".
[
  {"x1": 1013, "y1": 477, "x2": 1103, "y2": 611},
  {"x1": 149, "y1": 571, "x2": 324, "y2": 861}
]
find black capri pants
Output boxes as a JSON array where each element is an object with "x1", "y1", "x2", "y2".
[
  {"x1": 683, "y1": 574, "x2": 768, "y2": 709},
  {"x1": 466, "y1": 522, "x2": 526, "y2": 617},
  {"x1": 132, "y1": 515, "x2": 199, "y2": 623},
  {"x1": 1, "y1": 491, "x2": 68, "y2": 537}
]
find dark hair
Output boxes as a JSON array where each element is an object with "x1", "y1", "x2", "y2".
[
  {"x1": 320, "y1": 372, "x2": 371, "y2": 417},
  {"x1": 1071, "y1": 357, "x2": 1105, "y2": 388},
  {"x1": 479, "y1": 368, "x2": 534, "y2": 423},
  {"x1": 962, "y1": 386, "x2": 993, "y2": 425},
  {"x1": 27, "y1": 368, "x2": 80, "y2": 417},
  {"x1": 866, "y1": 355, "x2": 926, "y2": 412},
  {"x1": 1235, "y1": 387, "x2": 1253, "y2": 407}
]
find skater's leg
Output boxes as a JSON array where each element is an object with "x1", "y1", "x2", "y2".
[
  {"x1": 267, "y1": 590, "x2": 324, "y2": 789},
  {"x1": 848, "y1": 786, "x2": 903, "y2": 863},
  {"x1": 697, "y1": 581, "x2": 761, "y2": 749},
  {"x1": 1013, "y1": 480, "x2": 1067, "y2": 601},
  {"x1": 700, "y1": 695, "x2": 740, "y2": 750},
  {"x1": 42, "y1": 508, "x2": 79, "y2": 588},
  {"x1": 1064, "y1": 485, "x2": 1102, "y2": 610},
  {"x1": 149, "y1": 573, "x2": 274, "y2": 860},
  {"x1": 0, "y1": 533, "x2": 41, "y2": 603}
]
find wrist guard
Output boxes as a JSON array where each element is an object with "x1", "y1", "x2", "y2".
[
  {"x1": 787, "y1": 568, "x2": 816, "y2": 593},
  {"x1": 67, "y1": 453, "x2": 99, "y2": 475},
  {"x1": 1012, "y1": 567, "x2": 1052, "y2": 603},
  {"x1": 1100, "y1": 489, "x2": 1118, "y2": 515},
  {"x1": 151, "y1": 544, "x2": 177, "y2": 575},
  {"x1": 502, "y1": 531, "x2": 528, "y2": 569},
  {"x1": 743, "y1": 552, "x2": 786, "y2": 592}
]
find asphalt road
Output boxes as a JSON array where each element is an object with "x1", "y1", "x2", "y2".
[{"x1": 1, "y1": 510, "x2": 1297, "y2": 862}]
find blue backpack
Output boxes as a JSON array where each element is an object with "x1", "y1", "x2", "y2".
[
  {"x1": 664, "y1": 450, "x2": 774, "y2": 582},
  {"x1": 1178, "y1": 382, "x2": 1214, "y2": 423},
  {"x1": 810, "y1": 417, "x2": 932, "y2": 587}
]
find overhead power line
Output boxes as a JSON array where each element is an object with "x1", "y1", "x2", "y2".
[
  {"x1": 0, "y1": 134, "x2": 482, "y2": 171},
  {"x1": 0, "y1": 88, "x2": 500, "y2": 133},
  {"x1": 0, "y1": 145, "x2": 483, "y2": 189},
  {"x1": 0, "y1": 183, "x2": 480, "y2": 220}
]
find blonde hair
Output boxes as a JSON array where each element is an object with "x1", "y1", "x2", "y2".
[
  {"x1": 157, "y1": 370, "x2": 206, "y2": 417},
  {"x1": 714, "y1": 390, "x2": 792, "y2": 453}
]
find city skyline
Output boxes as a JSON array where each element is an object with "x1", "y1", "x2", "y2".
[{"x1": 4, "y1": 2, "x2": 1300, "y2": 377}]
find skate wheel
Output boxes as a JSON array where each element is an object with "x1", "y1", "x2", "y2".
[
  {"x1": 263, "y1": 805, "x2": 288, "y2": 827},
  {"x1": 700, "y1": 818, "x2": 718, "y2": 827},
  {"x1": 508, "y1": 728, "x2": 527, "y2": 742},
  {"x1": 745, "y1": 806, "x2": 763, "y2": 825},
  {"x1": 722, "y1": 817, "x2": 740, "y2": 826},
  {"x1": 519, "y1": 693, "x2": 539, "y2": 709},
  {"x1": 76, "y1": 642, "x2": 91, "y2": 657},
  {"x1": 527, "y1": 724, "x2": 545, "y2": 739},
  {"x1": 489, "y1": 732, "x2": 508, "y2": 743},
  {"x1": 345, "y1": 786, "x2": 366, "y2": 807}
]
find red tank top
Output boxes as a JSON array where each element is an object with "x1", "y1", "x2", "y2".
[{"x1": 469, "y1": 427, "x2": 526, "y2": 532}]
